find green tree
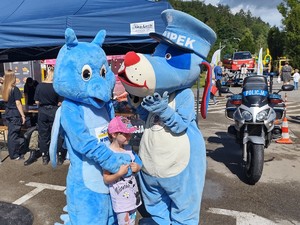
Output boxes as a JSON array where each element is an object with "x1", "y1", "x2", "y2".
[
  {"x1": 278, "y1": 0, "x2": 300, "y2": 68},
  {"x1": 238, "y1": 28, "x2": 256, "y2": 54},
  {"x1": 267, "y1": 27, "x2": 285, "y2": 60},
  {"x1": 168, "y1": 0, "x2": 271, "y2": 60}
]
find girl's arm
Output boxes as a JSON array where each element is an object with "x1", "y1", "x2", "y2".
[
  {"x1": 103, "y1": 164, "x2": 129, "y2": 184},
  {"x1": 16, "y1": 100, "x2": 26, "y2": 125}
]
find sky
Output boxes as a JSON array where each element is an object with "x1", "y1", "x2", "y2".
[{"x1": 203, "y1": 0, "x2": 283, "y2": 27}]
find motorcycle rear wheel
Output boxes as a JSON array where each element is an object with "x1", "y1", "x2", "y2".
[{"x1": 244, "y1": 142, "x2": 264, "y2": 185}]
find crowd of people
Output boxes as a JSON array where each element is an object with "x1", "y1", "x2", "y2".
[{"x1": 0, "y1": 67, "x2": 66, "y2": 166}]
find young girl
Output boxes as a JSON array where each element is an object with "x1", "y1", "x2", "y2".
[
  {"x1": 2, "y1": 70, "x2": 26, "y2": 160},
  {"x1": 104, "y1": 116, "x2": 142, "y2": 225}
]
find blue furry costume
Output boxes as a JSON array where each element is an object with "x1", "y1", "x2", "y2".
[
  {"x1": 118, "y1": 10, "x2": 216, "y2": 225},
  {"x1": 50, "y1": 28, "x2": 137, "y2": 225}
]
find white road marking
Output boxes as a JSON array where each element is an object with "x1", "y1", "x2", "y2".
[
  {"x1": 287, "y1": 113, "x2": 300, "y2": 116},
  {"x1": 286, "y1": 108, "x2": 300, "y2": 113},
  {"x1": 208, "y1": 208, "x2": 298, "y2": 225},
  {"x1": 13, "y1": 182, "x2": 66, "y2": 205},
  {"x1": 285, "y1": 104, "x2": 299, "y2": 109}
]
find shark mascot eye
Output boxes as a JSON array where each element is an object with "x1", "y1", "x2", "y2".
[
  {"x1": 49, "y1": 28, "x2": 139, "y2": 225},
  {"x1": 118, "y1": 9, "x2": 216, "y2": 225},
  {"x1": 81, "y1": 65, "x2": 92, "y2": 81}
]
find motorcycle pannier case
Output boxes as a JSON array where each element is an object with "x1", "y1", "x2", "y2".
[
  {"x1": 269, "y1": 94, "x2": 285, "y2": 120},
  {"x1": 225, "y1": 94, "x2": 242, "y2": 119}
]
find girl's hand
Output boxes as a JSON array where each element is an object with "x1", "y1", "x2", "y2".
[
  {"x1": 130, "y1": 162, "x2": 141, "y2": 173},
  {"x1": 117, "y1": 164, "x2": 129, "y2": 176}
]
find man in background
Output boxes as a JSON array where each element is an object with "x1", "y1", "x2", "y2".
[
  {"x1": 280, "y1": 61, "x2": 293, "y2": 85},
  {"x1": 214, "y1": 61, "x2": 224, "y2": 97}
]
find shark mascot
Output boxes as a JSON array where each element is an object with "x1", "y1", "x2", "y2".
[
  {"x1": 118, "y1": 9, "x2": 217, "y2": 225},
  {"x1": 49, "y1": 28, "x2": 142, "y2": 225}
]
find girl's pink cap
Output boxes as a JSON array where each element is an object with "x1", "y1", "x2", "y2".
[{"x1": 108, "y1": 116, "x2": 137, "y2": 134}]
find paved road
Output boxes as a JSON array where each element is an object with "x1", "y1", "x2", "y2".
[
  {"x1": 198, "y1": 83, "x2": 300, "y2": 224},
  {"x1": 0, "y1": 82, "x2": 299, "y2": 225}
]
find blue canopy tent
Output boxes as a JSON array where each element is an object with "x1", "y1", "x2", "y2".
[{"x1": 0, "y1": 0, "x2": 172, "y2": 62}]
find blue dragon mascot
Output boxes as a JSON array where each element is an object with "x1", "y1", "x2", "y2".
[
  {"x1": 50, "y1": 28, "x2": 135, "y2": 225},
  {"x1": 118, "y1": 9, "x2": 216, "y2": 225}
]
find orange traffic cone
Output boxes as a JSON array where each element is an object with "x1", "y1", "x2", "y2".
[{"x1": 276, "y1": 117, "x2": 293, "y2": 144}]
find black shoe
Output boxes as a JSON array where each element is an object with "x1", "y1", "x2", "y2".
[
  {"x1": 12, "y1": 154, "x2": 25, "y2": 160},
  {"x1": 42, "y1": 156, "x2": 50, "y2": 165},
  {"x1": 57, "y1": 155, "x2": 64, "y2": 165},
  {"x1": 24, "y1": 150, "x2": 37, "y2": 166}
]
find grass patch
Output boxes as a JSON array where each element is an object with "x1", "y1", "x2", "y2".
[{"x1": 192, "y1": 72, "x2": 207, "y2": 88}]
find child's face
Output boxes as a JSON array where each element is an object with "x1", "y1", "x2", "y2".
[{"x1": 115, "y1": 132, "x2": 132, "y2": 146}]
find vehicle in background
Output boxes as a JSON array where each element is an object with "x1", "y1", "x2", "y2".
[
  {"x1": 272, "y1": 57, "x2": 292, "y2": 76},
  {"x1": 223, "y1": 51, "x2": 255, "y2": 72},
  {"x1": 222, "y1": 51, "x2": 256, "y2": 87}
]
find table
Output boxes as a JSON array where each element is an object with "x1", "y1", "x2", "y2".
[
  {"x1": 0, "y1": 106, "x2": 38, "y2": 128},
  {"x1": 0, "y1": 106, "x2": 38, "y2": 114}
]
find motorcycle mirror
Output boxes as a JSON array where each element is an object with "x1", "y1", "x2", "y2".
[{"x1": 281, "y1": 84, "x2": 294, "y2": 92}]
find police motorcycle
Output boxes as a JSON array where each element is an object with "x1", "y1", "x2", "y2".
[{"x1": 225, "y1": 74, "x2": 294, "y2": 185}]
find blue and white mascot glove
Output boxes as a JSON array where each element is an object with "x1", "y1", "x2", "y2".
[{"x1": 141, "y1": 91, "x2": 174, "y2": 121}]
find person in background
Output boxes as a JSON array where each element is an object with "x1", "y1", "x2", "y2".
[
  {"x1": 210, "y1": 79, "x2": 218, "y2": 105},
  {"x1": 33, "y1": 80, "x2": 39, "y2": 88},
  {"x1": 24, "y1": 77, "x2": 38, "y2": 126},
  {"x1": 34, "y1": 66, "x2": 63, "y2": 165},
  {"x1": 24, "y1": 77, "x2": 36, "y2": 106},
  {"x1": 2, "y1": 70, "x2": 26, "y2": 160},
  {"x1": 292, "y1": 69, "x2": 300, "y2": 90},
  {"x1": 0, "y1": 77, "x2": 4, "y2": 99},
  {"x1": 280, "y1": 61, "x2": 293, "y2": 85},
  {"x1": 214, "y1": 61, "x2": 224, "y2": 97},
  {"x1": 103, "y1": 116, "x2": 142, "y2": 225}
]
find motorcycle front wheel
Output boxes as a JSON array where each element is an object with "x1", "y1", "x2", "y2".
[{"x1": 244, "y1": 142, "x2": 264, "y2": 185}]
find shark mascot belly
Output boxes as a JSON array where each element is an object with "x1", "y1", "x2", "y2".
[
  {"x1": 118, "y1": 9, "x2": 216, "y2": 225},
  {"x1": 50, "y1": 28, "x2": 135, "y2": 225}
]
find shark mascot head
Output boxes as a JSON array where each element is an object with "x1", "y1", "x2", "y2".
[
  {"x1": 118, "y1": 9, "x2": 216, "y2": 225},
  {"x1": 50, "y1": 28, "x2": 137, "y2": 225}
]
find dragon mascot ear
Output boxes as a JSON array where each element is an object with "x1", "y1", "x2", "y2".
[
  {"x1": 92, "y1": 30, "x2": 106, "y2": 46},
  {"x1": 65, "y1": 28, "x2": 78, "y2": 49}
]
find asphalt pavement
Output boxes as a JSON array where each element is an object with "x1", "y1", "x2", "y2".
[{"x1": 0, "y1": 79, "x2": 298, "y2": 225}]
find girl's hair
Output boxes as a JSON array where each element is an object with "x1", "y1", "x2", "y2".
[{"x1": 2, "y1": 70, "x2": 16, "y2": 102}]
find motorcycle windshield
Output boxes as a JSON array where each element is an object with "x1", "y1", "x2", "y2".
[{"x1": 242, "y1": 76, "x2": 269, "y2": 107}]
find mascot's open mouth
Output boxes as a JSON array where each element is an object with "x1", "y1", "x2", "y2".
[{"x1": 118, "y1": 71, "x2": 149, "y2": 89}]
